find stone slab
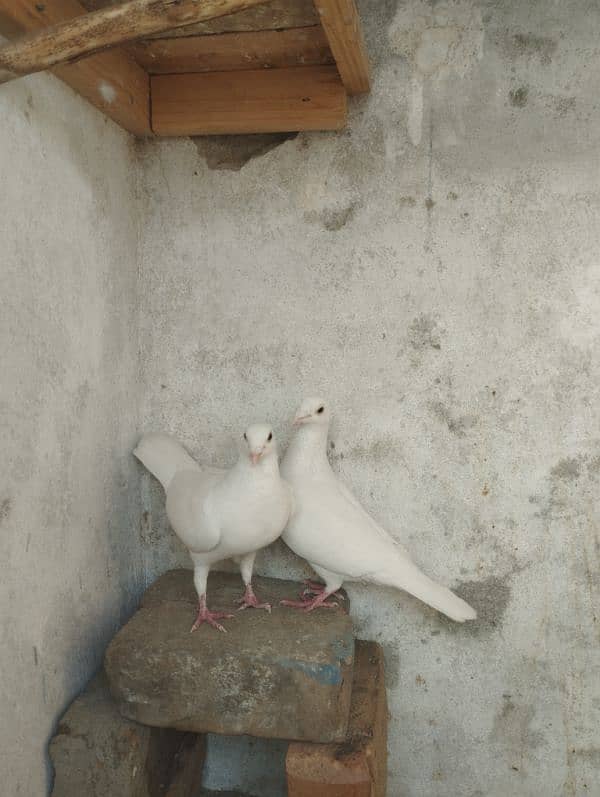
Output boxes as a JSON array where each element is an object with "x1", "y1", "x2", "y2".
[
  {"x1": 49, "y1": 672, "x2": 205, "y2": 796},
  {"x1": 286, "y1": 641, "x2": 388, "y2": 797},
  {"x1": 105, "y1": 569, "x2": 354, "y2": 743}
]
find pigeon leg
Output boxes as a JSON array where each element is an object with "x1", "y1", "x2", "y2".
[
  {"x1": 236, "y1": 552, "x2": 271, "y2": 612},
  {"x1": 191, "y1": 594, "x2": 234, "y2": 633},
  {"x1": 301, "y1": 579, "x2": 345, "y2": 601},
  {"x1": 280, "y1": 590, "x2": 340, "y2": 611},
  {"x1": 237, "y1": 583, "x2": 272, "y2": 613}
]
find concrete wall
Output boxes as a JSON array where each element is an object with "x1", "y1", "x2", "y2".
[
  {"x1": 137, "y1": 1, "x2": 600, "y2": 795},
  {"x1": 0, "y1": 75, "x2": 145, "y2": 794}
]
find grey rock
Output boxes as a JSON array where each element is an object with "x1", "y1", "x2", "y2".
[
  {"x1": 105, "y1": 570, "x2": 354, "y2": 742},
  {"x1": 50, "y1": 672, "x2": 205, "y2": 796}
]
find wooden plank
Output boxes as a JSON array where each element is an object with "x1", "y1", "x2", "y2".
[
  {"x1": 132, "y1": 26, "x2": 333, "y2": 74},
  {"x1": 286, "y1": 641, "x2": 388, "y2": 797},
  {"x1": 313, "y1": 0, "x2": 370, "y2": 95},
  {"x1": 151, "y1": 65, "x2": 346, "y2": 135},
  {"x1": 81, "y1": 0, "x2": 319, "y2": 37},
  {"x1": 0, "y1": 0, "x2": 273, "y2": 82},
  {"x1": 0, "y1": 0, "x2": 150, "y2": 135}
]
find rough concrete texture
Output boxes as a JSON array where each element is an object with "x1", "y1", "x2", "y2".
[
  {"x1": 134, "y1": 2, "x2": 600, "y2": 794},
  {"x1": 105, "y1": 570, "x2": 354, "y2": 742},
  {"x1": 0, "y1": 71, "x2": 147, "y2": 795},
  {"x1": 50, "y1": 672, "x2": 205, "y2": 796}
]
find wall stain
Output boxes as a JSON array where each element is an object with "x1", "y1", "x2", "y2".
[
  {"x1": 429, "y1": 400, "x2": 478, "y2": 437},
  {"x1": 409, "y1": 313, "x2": 442, "y2": 351},
  {"x1": 0, "y1": 497, "x2": 12, "y2": 522},
  {"x1": 192, "y1": 132, "x2": 298, "y2": 171},
  {"x1": 551, "y1": 457, "x2": 581, "y2": 481},
  {"x1": 381, "y1": 643, "x2": 400, "y2": 690},
  {"x1": 493, "y1": 694, "x2": 545, "y2": 751},
  {"x1": 444, "y1": 575, "x2": 512, "y2": 635},
  {"x1": 320, "y1": 203, "x2": 357, "y2": 232},
  {"x1": 551, "y1": 96, "x2": 576, "y2": 117},
  {"x1": 509, "y1": 86, "x2": 529, "y2": 107},
  {"x1": 508, "y1": 32, "x2": 557, "y2": 65}
]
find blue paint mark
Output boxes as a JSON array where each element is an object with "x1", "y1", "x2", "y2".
[
  {"x1": 279, "y1": 659, "x2": 342, "y2": 686},
  {"x1": 331, "y1": 635, "x2": 354, "y2": 662}
]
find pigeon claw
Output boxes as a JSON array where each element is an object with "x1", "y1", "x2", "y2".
[
  {"x1": 191, "y1": 597, "x2": 234, "y2": 632},
  {"x1": 300, "y1": 580, "x2": 345, "y2": 601},
  {"x1": 236, "y1": 585, "x2": 272, "y2": 613},
  {"x1": 280, "y1": 596, "x2": 339, "y2": 612}
]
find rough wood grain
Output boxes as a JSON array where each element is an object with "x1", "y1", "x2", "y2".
[
  {"x1": 132, "y1": 26, "x2": 333, "y2": 73},
  {"x1": 0, "y1": 0, "x2": 150, "y2": 135},
  {"x1": 286, "y1": 641, "x2": 388, "y2": 797},
  {"x1": 0, "y1": 0, "x2": 272, "y2": 81},
  {"x1": 151, "y1": 65, "x2": 346, "y2": 135},
  {"x1": 81, "y1": 0, "x2": 318, "y2": 36},
  {"x1": 313, "y1": 0, "x2": 370, "y2": 94}
]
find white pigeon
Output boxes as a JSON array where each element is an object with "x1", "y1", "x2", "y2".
[
  {"x1": 280, "y1": 398, "x2": 477, "y2": 622},
  {"x1": 134, "y1": 424, "x2": 292, "y2": 632}
]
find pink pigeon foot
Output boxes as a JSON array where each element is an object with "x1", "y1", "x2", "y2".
[
  {"x1": 280, "y1": 590, "x2": 340, "y2": 612},
  {"x1": 300, "y1": 579, "x2": 345, "y2": 601},
  {"x1": 191, "y1": 595, "x2": 234, "y2": 633},
  {"x1": 237, "y1": 584, "x2": 271, "y2": 613}
]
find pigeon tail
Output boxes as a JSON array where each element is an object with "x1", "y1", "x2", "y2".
[
  {"x1": 134, "y1": 433, "x2": 200, "y2": 490},
  {"x1": 381, "y1": 560, "x2": 477, "y2": 623}
]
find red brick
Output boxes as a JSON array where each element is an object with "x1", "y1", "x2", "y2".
[{"x1": 286, "y1": 640, "x2": 388, "y2": 797}]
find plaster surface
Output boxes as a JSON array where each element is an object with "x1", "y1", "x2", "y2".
[
  {"x1": 136, "y1": 2, "x2": 600, "y2": 795},
  {"x1": 3, "y1": 1, "x2": 600, "y2": 794},
  {"x1": 0, "y1": 73, "x2": 145, "y2": 794}
]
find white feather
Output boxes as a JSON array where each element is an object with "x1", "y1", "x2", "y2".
[{"x1": 281, "y1": 400, "x2": 476, "y2": 623}]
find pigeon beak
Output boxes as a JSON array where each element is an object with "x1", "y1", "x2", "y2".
[
  {"x1": 293, "y1": 415, "x2": 309, "y2": 426},
  {"x1": 250, "y1": 451, "x2": 262, "y2": 465}
]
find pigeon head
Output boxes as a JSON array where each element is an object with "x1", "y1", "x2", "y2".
[
  {"x1": 243, "y1": 423, "x2": 276, "y2": 465},
  {"x1": 293, "y1": 397, "x2": 330, "y2": 427}
]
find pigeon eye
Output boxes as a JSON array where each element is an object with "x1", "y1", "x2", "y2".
[
  {"x1": 267, "y1": 432, "x2": 273, "y2": 441},
  {"x1": 317, "y1": 406, "x2": 324, "y2": 414}
]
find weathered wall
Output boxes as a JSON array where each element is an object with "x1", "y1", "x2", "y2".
[
  {"x1": 137, "y1": 1, "x2": 600, "y2": 795},
  {"x1": 0, "y1": 75, "x2": 145, "y2": 794}
]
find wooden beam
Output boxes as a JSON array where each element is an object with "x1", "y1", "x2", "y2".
[
  {"x1": 151, "y1": 65, "x2": 347, "y2": 136},
  {"x1": 81, "y1": 0, "x2": 319, "y2": 37},
  {"x1": 0, "y1": 0, "x2": 151, "y2": 135},
  {"x1": 312, "y1": 0, "x2": 370, "y2": 95},
  {"x1": 132, "y1": 26, "x2": 333, "y2": 74},
  {"x1": 0, "y1": 0, "x2": 272, "y2": 83}
]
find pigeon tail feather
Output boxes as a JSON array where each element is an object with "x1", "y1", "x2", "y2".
[
  {"x1": 134, "y1": 433, "x2": 200, "y2": 490},
  {"x1": 381, "y1": 560, "x2": 477, "y2": 623}
]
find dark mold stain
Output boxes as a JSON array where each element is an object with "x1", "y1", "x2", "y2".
[
  {"x1": 381, "y1": 643, "x2": 400, "y2": 690},
  {"x1": 447, "y1": 191, "x2": 458, "y2": 200},
  {"x1": 33, "y1": 646, "x2": 39, "y2": 666},
  {"x1": 192, "y1": 132, "x2": 298, "y2": 171},
  {"x1": 409, "y1": 313, "x2": 442, "y2": 351},
  {"x1": 429, "y1": 401, "x2": 478, "y2": 438},
  {"x1": 509, "y1": 32, "x2": 557, "y2": 65},
  {"x1": 509, "y1": 86, "x2": 529, "y2": 107},
  {"x1": 444, "y1": 575, "x2": 512, "y2": 635},
  {"x1": 425, "y1": 197, "x2": 435, "y2": 211},
  {"x1": 320, "y1": 203, "x2": 357, "y2": 232},
  {"x1": 492, "y1": 694, "x2": 545, "y2": 749},
  {"x1": 551, "y1": 457, "x2": 581, "y2": 481},
  {"x1": 552, "y1": 96, "x2": 576, "y2": 117},
  {"x1": 0, "y1": 497, "x2": 12, "y2": 523}
]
